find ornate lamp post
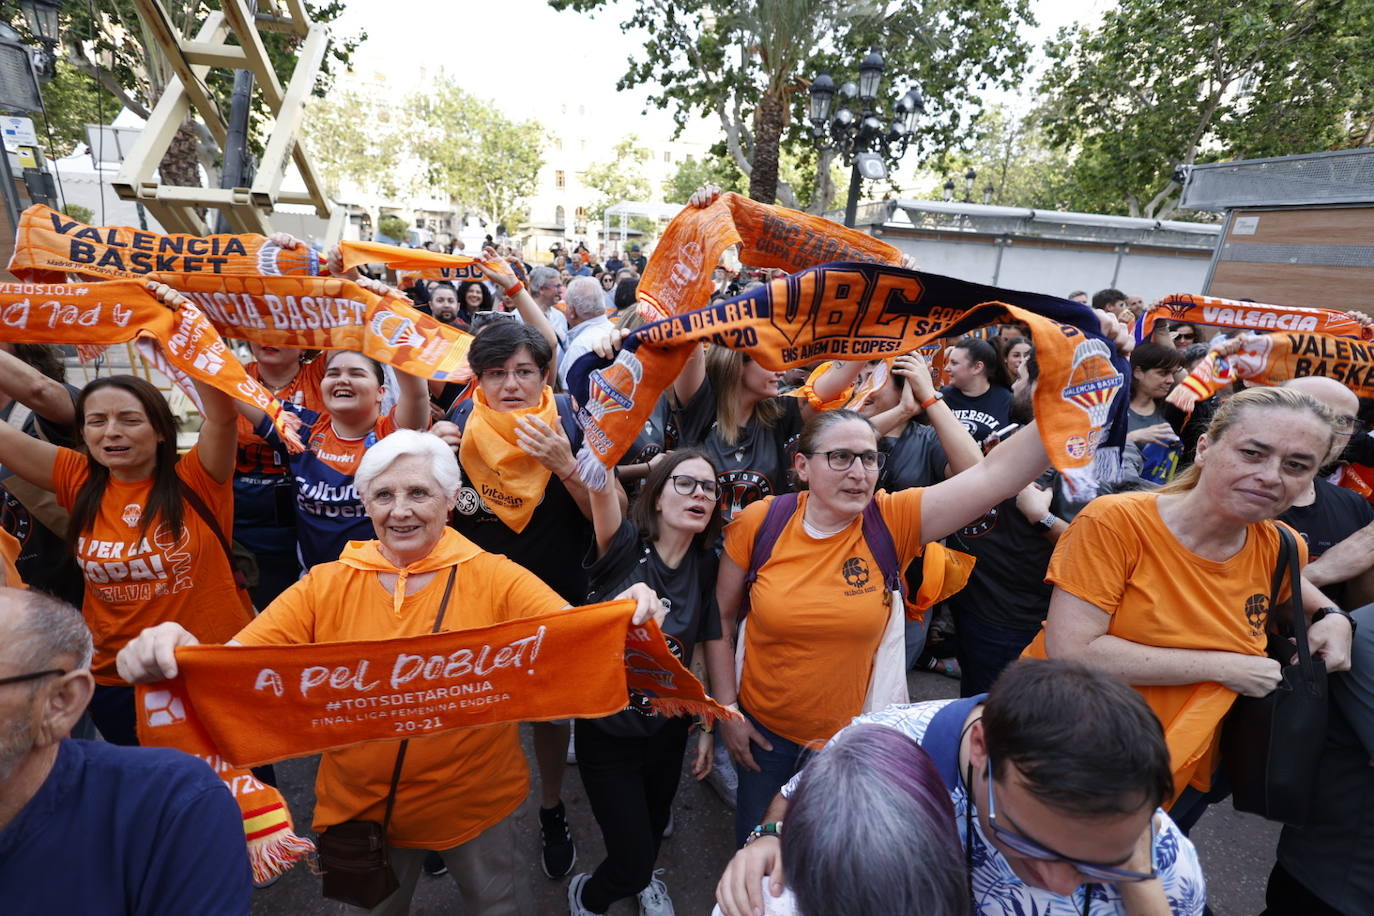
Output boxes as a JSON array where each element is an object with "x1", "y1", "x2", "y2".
[
  {"x1": 18, "y1": 0, "x2": 60, "y2": 81},
  {"x1": 807, "y1": 48, "x2": 924, "y2": 228}
]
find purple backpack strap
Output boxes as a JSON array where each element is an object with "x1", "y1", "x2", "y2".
[
  {"x1": 860, "y1": 500, "x2": 903, "y2": 596},
  {"x1": 739, "y1": 493, "x2": 800, "y2": 625}
]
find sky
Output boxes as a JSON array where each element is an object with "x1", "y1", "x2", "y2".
[{"x1": 330, "y1": 0, "x2": 1114, "y2": 192}]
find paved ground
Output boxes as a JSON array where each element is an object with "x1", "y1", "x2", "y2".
[{"x1": 251, "y1": 668, "x2": 1280, "y2": 915}]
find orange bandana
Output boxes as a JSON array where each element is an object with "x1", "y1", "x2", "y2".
[
  {"x1": 0, "y1": 278, "x2": 300, "y2": 448},
  {"x1": 572, "y1": 263, "x2": 1127, "y2": 496},
  {"x1": 1140, "y1": 293, "x2": 1368, "y2": 341},
  {"x1": 1168, "y1": 331, "x2": 1374, "y2": 412},
  {"x1": 8, "y1": 204, "x2": 324, "y2": 282},
  {"x1": 135, "y1": 600, "x2": 732, "y2": 768},
  {"x1": 459, "y1": 387, "x2": 559, "y2": 533},
  {"x1": 336, "y1": 528, "x2": 482, "y2": 615},
  {"x1": 636, "y1": 192, "x2": 904, "y2": 319}
]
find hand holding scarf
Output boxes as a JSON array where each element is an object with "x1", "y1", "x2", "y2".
[{"x1": 459, "y1": 388, "x2": 562, "y2": 533}]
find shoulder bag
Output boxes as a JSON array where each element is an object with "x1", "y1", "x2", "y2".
[
  {"x1": 1221, "y1": 523, "x2": 1328, "y2": 825},
  {"x1": 317, "y1": 565, "x2": 458, "y2": 908}
]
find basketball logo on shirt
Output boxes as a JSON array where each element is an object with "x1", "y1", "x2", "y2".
[
  {"x1": 121, "y1": 503, "x2": 142, "y2": 527},
  {"x1": 454, "y1": 486, "x2": 485, "y2": 517},
  {"x1": 1243, "y1": 593, "x2": 1269, "y2": 637},
  {"x1": 717, "y1": 470, "x2": 772, "y2": 522},
  {"x1": 842, "y1": 556, "x2": 871, "y2": 589},
  {"x1": 959, "y1": 508, "x2": 998, "y2": 538}
]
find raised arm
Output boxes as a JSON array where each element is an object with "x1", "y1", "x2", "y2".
[
  {"x1": 895, "y1": 351, "x2": 981, "y2": 476},
  {"x1": 0, "y1": 420, "x2": 58, "y2": 491},
  {"x1": 477, "y1": 248, "x2": 558, "y2": 358},
  {"x1": 0, "y1": 347, "x2": 74, "y2": 425},
  {"x1": 919, "y1": 420, "x2": 1050, "y2": 542},
  {"x1": 588, "y1": 469, "x2": 623, "y2": 557}
]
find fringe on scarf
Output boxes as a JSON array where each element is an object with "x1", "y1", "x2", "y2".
[
  {"x1": 244, "y1": 801, "x2": 316, "y2": 883},
  {"x1": 647, "y1": 696, "x2": 742, "y2": 726}
]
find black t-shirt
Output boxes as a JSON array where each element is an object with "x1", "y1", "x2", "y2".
[
  {"x1": 676, "y1": 379, "x2": 804, "y2": 523},
  {"x1": 447, "y1": 397, "x2": 592, "y2": 603},
  {"x1": 0, "y1": 392, "x2": 83, "y2": 606},
  {"x1": 947, "y1": 494, "x2": 1055, "y2": 630},
  {"x1": 879, "y1": 421, "x2": 949, "y2": 492},
  {"x1": 1279, "y1": 478, "x2": 1374, "y2": 609},
  {"x1": 585, "y1": 518, "x2": 723, "y2": 735},
  {"x1": 940, "y1": 385, "x2": 1013, "y2": 442}
]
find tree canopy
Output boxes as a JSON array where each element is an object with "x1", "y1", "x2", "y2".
[{"x1": 1039, "y1": 0, "x2": 1374, "y2": 219}]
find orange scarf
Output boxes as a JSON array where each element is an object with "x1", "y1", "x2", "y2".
[
  {"x1": 338, "y1": 240, "x2": 486, "y2": 281},
  {"x1": 572, "y1": 263, "x2": 1127, "y2": 497},
  {"x1": 637, "y1": 192, "x2": 904, "y2": 319},
  {"x1": 337, "y1": 527, "x2": 482, "y2": 614},
  {"x1": 1168, "y1": 331, "x2": 1374, "y2": 412},
  {"x1": 0, "y1": 278, "x2": 300, "y2": 448},
  {"x1": 8, "y1": 204, "x2": 325, "y2": 282},
  {"x1": 459, "y1": 387, "x2": 559, "y2": 533},
  {"x1": 135, "y1": 600, "x2": 731, "y2": 766},
  {"x1": 135, "y1": 687, "x2": 315, "y2": 883},
  {"x1": 1140, "y1": 293, "x2": 1369, "y2": 341}
]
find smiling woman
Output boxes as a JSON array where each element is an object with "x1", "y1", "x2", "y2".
[{"x1": 1028, "y1": 386, "x2": 1357, "y2": 830}]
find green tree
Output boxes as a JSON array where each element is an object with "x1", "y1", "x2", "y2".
[
  {"x1": 1039, "y1": 0, "x2": 1374, "y2": 219},
  {"x1": 549, "y1": 0, "x2": 1033, "y2": 211},
  {"x1": 663, "y1": 148, "x2": 747, "y2": 203},
  {"x1": 302, "y1": 90, "x2": 416, "y2": 200},
  {"x1": 924, "y1": 105, "x2": 1076, "y2": 210},
  {"x1": 405, "y1": 79, "x2": 544, "y2": 232},
  {"x1": 584, "y1": 136, "x2": 657, "y2": 237}
]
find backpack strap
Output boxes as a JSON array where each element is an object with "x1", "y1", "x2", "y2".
[
  {"x1": 860, "y1": 500, "x2": 903, "y2": 596},
  {"x1": 921, "y1": 695, "x2": 987, "y2": 794},
  {"x1": 739, "y1": 493, "x2": 799, "y2": 625}
]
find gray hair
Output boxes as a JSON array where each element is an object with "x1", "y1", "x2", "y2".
[
  {"x1": 529, "y1": 266, "x2": 560, "y2": 295},
  {"x1": 784, "y1": 723, "x2": 968, "y2": 916},
  {"x1": 355, "y1": 430, "x2": 463, "y2": 500},
  {"x1": 6, "y1": 588, "x2": 93, "y2": 673},
  {"x1": 565, "y1": 276, "x2": 605, "y2": 320}
]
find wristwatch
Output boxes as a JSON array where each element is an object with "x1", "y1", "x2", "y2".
[
  {"x1": 1035, "y1": 514, "x2": 1058, "y2": 532},
  {"x1": 744, "y1": 821, "x2": 783, "y2": 845},
  {"x1": 1313, "y1": 606, "x2": 1358, "y2": 637}
]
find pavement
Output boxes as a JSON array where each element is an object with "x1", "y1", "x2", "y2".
[{"x1": 250, "y1": 668, "x2": 1281, "y2": 915}]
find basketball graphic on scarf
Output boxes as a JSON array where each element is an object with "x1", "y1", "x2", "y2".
[
  {"x1": 256, "y1": 239, "x2": 323, "y2": 276},
  {"x1": 1061, "y1": 339, "x2": 1122, "y2": 429},
  {"x1": 143, "y1": 689, "x2": 186, "y2": 728}
]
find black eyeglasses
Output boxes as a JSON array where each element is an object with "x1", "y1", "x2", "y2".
[
  {"x1": 804, "y1": 449, "x2": 886, "y2": 472},
  {"x1": 1335, "y1": 414, "x2": 1359, "y2": 432},
  {"x1": 0, "y1": 668, "x2": 66, "y2": 688},
  {"x1": 668, "y1": 475, "x2": 718, "y2": 497},
  {"x1": 983, "y1": 757, "x2": 1157, "y2": 883}
]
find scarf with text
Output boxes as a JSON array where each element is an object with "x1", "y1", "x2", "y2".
[
  {"x1": 8, "y1": 204, "x2": 325, "y2": 283},
  {"x1": 458, "y1": 387, "x2": 560, "y2": 533},
  {"x1": 337, "y1": 240, "x2": 488, "y2": 282},
  {"x1": 1168, "y1": 331, "x2": 1374, "y2": 412},
  {"x1": 636, "y1": 192, "x2": 904, "y2": 320},
  {"x1": 1137, "y1": 293, "x2": 1369, "y2": 342},
  {"x1": 0, "y1": 279, "x2": 301, "y2": 448},
  {"x1": 135, "y1": 600, "x2": 732, "y2": 767},
  {"x1": 570, "y1": 263, "x2": 1129, "y2": 496}
]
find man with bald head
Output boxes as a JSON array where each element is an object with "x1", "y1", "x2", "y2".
[
  {"x1": 1277, "y1": 377, "x2": 1374, "y2": 608},
  {"x1": 0, "y1": 588, "x2": 250, "y2": 913}
]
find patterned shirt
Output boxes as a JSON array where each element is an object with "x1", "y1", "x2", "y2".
[{"x1": 783, "y1": 700, "x2": 1207, "y2": 916}]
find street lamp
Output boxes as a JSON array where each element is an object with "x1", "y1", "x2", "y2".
[
  {"x1": 18, "y1": 0, "x2": 60, "y2": 81},
  {"x1": 807, "y1": 47, "x2": 924, "y2": 228},
  {"x1": 963, "y1": 167, "x2": 977, "y2": 203},
  {"x1": 942, "y1": 178, "x2": 955, "y2": 202}
]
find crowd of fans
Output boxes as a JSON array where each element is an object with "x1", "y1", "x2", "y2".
[{"x1": 1, "y1": 187, "x2": 1372, "y2": 916}]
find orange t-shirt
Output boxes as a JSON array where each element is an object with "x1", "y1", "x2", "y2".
[
  {"x1": 724, "y1": 489, "x2": 925, "y2": 747},
  {"x1": 1024, "y1": 490, "x2": 1303, "y2": 792},
  {"x1": 0, "y1": 527, "x2": 24, "y2": 588},
  {"x1": 233, "y1": 535, "x2": 568, "y2": 848},
  {"x1": 54, "y1": 445, "x2": 253, "y2": 685},
  {"x1": 234, "y1": 357, "x2": 325, "y2": 474}
]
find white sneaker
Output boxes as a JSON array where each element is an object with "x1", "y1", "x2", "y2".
[
  {"x1": 661, "y1": 810, "x2": 674, "y2": 838},
  {"x1": 567, "y1": 873, "x2": 594, "y2": 916},
  {"x1": 637, "y1": 869, "x2": 675, "y2": 916}
]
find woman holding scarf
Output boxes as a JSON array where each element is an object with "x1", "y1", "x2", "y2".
[
  {"x1": 116, "y1": 430, "x2": 664, "y2": 916},
  {"x1": 569, "y1": 448, "x2": 724, "y2": 916},
  {"x1": 0, "y1": 283, "x2": 251, "y2": 745},
  {"x1": 708, "y1": 333, "x2": 1131, "y2": 847},
  {"x1": 432, "y1": 288, "x2": 628, "y2": 880}
]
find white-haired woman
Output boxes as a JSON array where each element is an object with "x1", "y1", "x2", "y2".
[{"x1": 116, "y1": 430, "x2": 662, "y2": 915}]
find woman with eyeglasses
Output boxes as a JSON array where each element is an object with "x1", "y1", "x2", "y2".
[
  {"x1": 708, "y1": 404, "x2": 1072, "y2": 847},
  {"x1": 567, "y1": 448, "x2": 725, "y2": 916}
]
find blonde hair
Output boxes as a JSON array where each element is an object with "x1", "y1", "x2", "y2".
[
  {"x1": 1160, "y1": 386, "x2": 1336, "y2": 494},
  {"x1": 705, "y1": 346, "x2": 783, "y2": 446}
]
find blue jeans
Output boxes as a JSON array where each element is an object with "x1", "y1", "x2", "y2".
[
  {"x1": 733, "y1": 709, "x2": 811, "y2": 848},
  {"x1": 953, "y1": 610, "x2": 1042, "y2": 698}
]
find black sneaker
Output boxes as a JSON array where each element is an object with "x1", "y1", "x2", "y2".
[
  {"x1": 423, "y1": 851, "x2": 447, "y2": 877},
  {"x1": 539, "y1": 801, "x2": 576, "y2": 878}
]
